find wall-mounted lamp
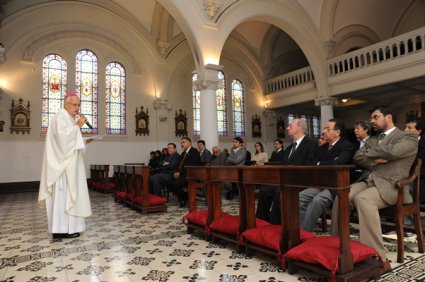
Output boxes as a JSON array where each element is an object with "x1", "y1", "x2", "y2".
[{"x1": 341, "y1": 98, "x2": 348, "y2": 103}]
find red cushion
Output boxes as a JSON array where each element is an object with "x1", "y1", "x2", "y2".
[
  {"x1": 210, "y1": 215, "x2": 270, "y2": 237},
  {"x1": 283, "y1": 236, "x2": 378, "y2": 274},
  {"x1": 115, "y1": 191, "x2": 127, "y2": 200},
  {"x1": 133, "y1": 194, "x2": 167, "y2": 206},
  {"x1": 126, "y1": 193, "x2": 135, "y2": 201},
  {"x1": 100, "y1": 182, "x2": 116, "y2": 191},
  {"x1": 241, "y1": 224, "x2": 315, "y2": 252}
]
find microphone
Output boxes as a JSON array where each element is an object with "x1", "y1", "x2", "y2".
[{"x1": 78, "y1": 113, "x2": 93, "y2": 129}]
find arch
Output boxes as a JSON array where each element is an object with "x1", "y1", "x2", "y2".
[
  {"x1": 319, "y1": 0, "x2": 339, "y2": 40},
  {"x1": 158, "y1": 0, "x2": 327, "y2": 102},
  {"x1": 392, "y1": 0, "x2": 425, "y2": 36},
  {"x1": 22, "y1": 29, "x2": 143, "y2": 75},
  {"x1": 333, "y1": 24, "x2": 381, "y2": 56}
]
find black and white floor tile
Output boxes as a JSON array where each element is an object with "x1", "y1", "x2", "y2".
[{"x1": 0, "y1": 191, "x2": 424, "y2": 282}]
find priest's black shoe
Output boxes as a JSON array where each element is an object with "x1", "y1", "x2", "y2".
[{"x1": 52, "y1": 233, "x2": 80, "y2": 239}]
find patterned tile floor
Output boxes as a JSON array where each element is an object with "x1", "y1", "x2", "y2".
[{"x1": 0, "y1": 191, "x2": 424, "y2": 282}]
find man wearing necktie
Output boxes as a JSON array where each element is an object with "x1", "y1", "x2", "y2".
[
  {"x1": 256, "y1": 118, "x2": 319, "y2": 223},
  {"x1": 168, "y1": 137, "x2": 201, "y2": 207},
  {"x1": 352, "y1": 120, "x2": 371, "y2": 182},
  {"x1": 331, "y1": 105, "x2": 418, "y2": 274},
  {"x1": 298, "y1": 119, "x2": 356, "y2": 231},
  {"x1": 269, "y1": 138, "x2": 285, "y2": 162}
]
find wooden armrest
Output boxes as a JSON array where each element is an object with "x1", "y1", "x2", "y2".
[{"x1": 396, "y1": 177, "x2": 414, "y2": 189}]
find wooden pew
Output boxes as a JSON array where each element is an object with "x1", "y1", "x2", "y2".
[
  {"x1": 208, "y1": 166, "x2": 243, "y2": 246},
  {"x1": 113, "y1": 165, "x2": 128, "y2": 203},
  {"x1": 185, "y1": 166, "x2": 212, "y2": 237},
  {"x1": 242, "y1": 165, "x2": 381, "y2": 281},
  {"x1": 98, "y1": 165, "x2": 116, "y2": 193},
  {"x1": 241, "y1": 165, "x2": 288, "y2": 257},
  {"x1": 185, "y1": 165, "x2": 382, "y2": 281},
  {"x1": 132, "y1": 165, "x2": 167, "y2": 213}
]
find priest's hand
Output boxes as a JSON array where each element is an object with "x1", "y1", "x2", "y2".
[{"x1": 76, "y1": 116, "x2": 87, "y2": 128}]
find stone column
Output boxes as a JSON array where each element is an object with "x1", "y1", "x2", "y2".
[
  {"x1": 315, "y1": 97, "x2": 337, "y2": 127},
  {"x1": 193, "y1": 64, "x2": 223, "y2": 147}
]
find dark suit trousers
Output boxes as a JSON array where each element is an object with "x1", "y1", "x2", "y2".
[
  {"x1": 149, "y1": 172, "x2": 173, "y2": 197},
  {"x1": 168, "y1": 177, "x2": 188, "y2": 202},
  {"x1": 256, "y1": 185, "x2": 277, "y2": 222}
]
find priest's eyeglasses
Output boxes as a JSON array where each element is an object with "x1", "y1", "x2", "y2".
[{"x1": 66, "y1": 102, "x2": 80, "y2": 107}]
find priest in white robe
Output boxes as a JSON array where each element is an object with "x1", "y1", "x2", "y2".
[{"x1": 38, "y1": 93, "x2": 92, "y2": 238}]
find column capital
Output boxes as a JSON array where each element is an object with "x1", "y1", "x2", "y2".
[
  {"x1": 323, "y1": 40, "x2": 336, "y2": 59},
  {"x1": 192, "y1": 79, "x2": 223, "y2": 92},
  {"x1": 315, "y1": 97, "x2": 338, "y2": 107}
]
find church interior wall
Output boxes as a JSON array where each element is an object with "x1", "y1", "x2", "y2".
[{"x1": 1, "y1": 0, "x2": 425, "y2": 189}]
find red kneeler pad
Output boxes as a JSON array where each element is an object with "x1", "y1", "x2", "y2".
[
  {"x1": 182, "y1": 210, "x2": 229, "y2": 235},
  {"x1": 133, "y1": 194, "x2": 167, "y2": 206},
  {"x1": 115, "y1": 191, "x2": 127, "y2": 200},
  {"x1": 210, "y1": 215, "x2": 270, "y2": 240},
  {"x1": 283, "y1": 236, "x2": 380, "y2": 281},
  {"x1": 241, "y1": 224, "x2": 315, "y2": 255}
]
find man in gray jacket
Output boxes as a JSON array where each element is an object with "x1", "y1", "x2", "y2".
[
  {"x1": 209, "y1": 146, "x2": 228, "y2": 166},
  {"x1": 331, "y1": 105, "x2": 417, "y2": 273},
  {"x1": 224, "y1": 137, "x2": 246, "y2": 199}
]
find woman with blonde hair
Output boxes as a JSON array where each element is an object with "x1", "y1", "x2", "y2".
[{"x1": 251, "y1": 142, "x2": 268, "y2": 165}]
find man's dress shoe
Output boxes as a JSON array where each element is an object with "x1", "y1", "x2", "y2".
[{"x1": 52, "y1": 233, "x2": 80, "y2": 239}]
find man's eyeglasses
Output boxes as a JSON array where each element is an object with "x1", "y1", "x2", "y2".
[{"x1": 323, "y1": 127, "x2": 335, "y2": 131}]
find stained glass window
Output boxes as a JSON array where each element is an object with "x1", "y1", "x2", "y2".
[
  {"x1": 76, "y1": 49, "x2": 98, "y2": 134},
  {"x1": 312, "y1": 116, "x2": 320, "y2": 138},
  {"x1": 192, "y1": 73, "x2": 201, "y2": 136},
  {"x1": 105, "y1": 62, "x2": 126, "y2": 135},
  {"x1": 216, "y1": 71, "x2": 227, "y2": 136},
  {"x1": 192, "y1": 71, "x2": 228, "y2": 136},
  {"x1": 232, "y1": 79, "x2": 245, "y2": 137},
  {"x1": 41, "y1": 54, "x2": 67, "y2": 133}
]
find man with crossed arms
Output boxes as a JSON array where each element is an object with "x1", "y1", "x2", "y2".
[{"x1": 331, "y1": 105, "x2": 417, "y2": 273}]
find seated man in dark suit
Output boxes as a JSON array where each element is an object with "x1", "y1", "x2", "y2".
[
  {"x1": 405, "y1": 117, "x2": 425, "y2": 205},
  {"x1": 352, "y1": 120, "x2": 371, "y2": 182},
  {"x1": 299, "y1": 119, "x2": 356, "y2": 231},
  {"x1": 256, "y1": 118, "x2": 319, "y2": 223},
  {"x1": 198, "y1": 139, "x2": 212, "y2": 165},
  {"x1": 269, "y1": 138, "x2": 285, "y2": 163},
  {"x1": 149, "y1": 143, "x2": 180, "y2": 197},
  {"x1": 168, "y1": 137, "x2": 201, "y2": 207}
]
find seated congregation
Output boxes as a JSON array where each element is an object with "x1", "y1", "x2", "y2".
[{"x1": 89, "y1": 104, "x2": 424, "y2": 281}]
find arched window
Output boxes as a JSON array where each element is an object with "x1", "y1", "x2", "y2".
[
  {"x1": 216, "y1": 71, "x2": 227, "y2": 136},
  {"x1": 41, "y1": 54, "x2": 67, "y2": 134},
  {"x1": 105, "y1": 62, "x2": 126, "y2": 135},
  {"x1": 192, "y1": 73, "x2": 201, "y2": 136},
  {"x1": 192, "y1": 71, "x2": 228, "y2": 136},
  {"x1": 76, "y1": 49, "x2": 98, "y2": 134},
  {"x1": 231, "y1": 79, "x2": 245, "y2": 136}
]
